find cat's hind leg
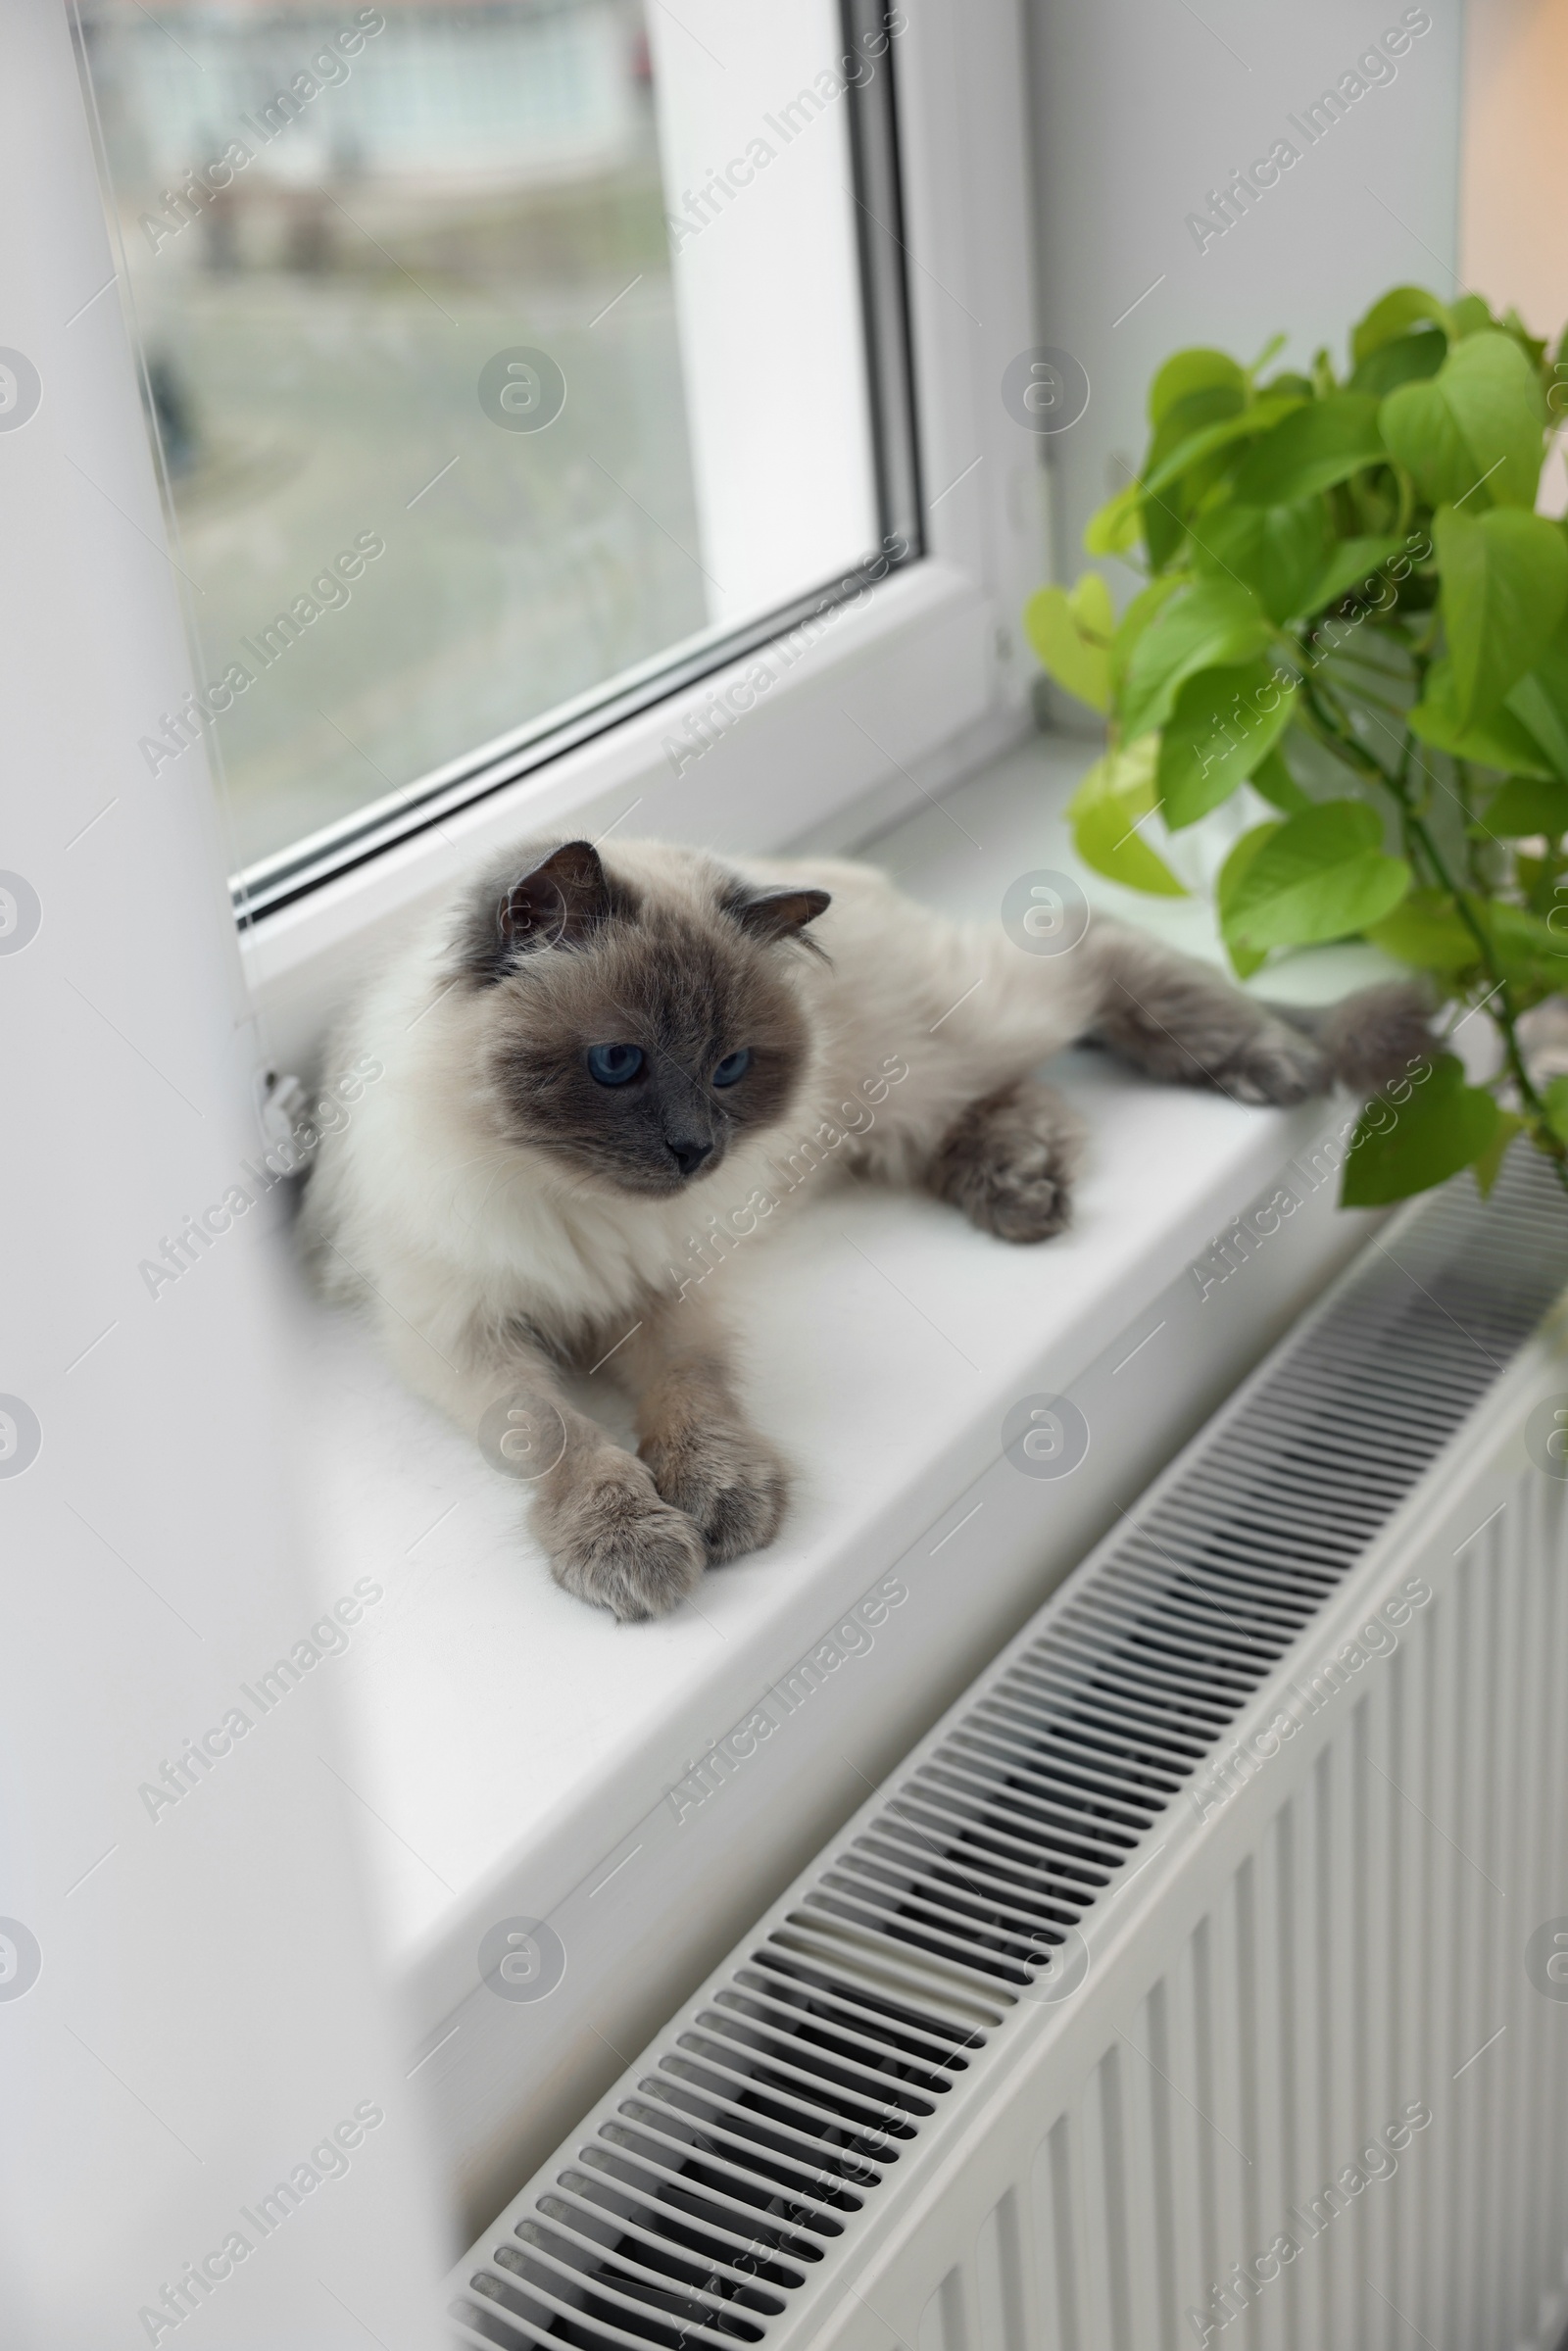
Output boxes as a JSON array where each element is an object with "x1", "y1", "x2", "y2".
[
  {"x1": 1081, "y1": 926, "x2": 1432, "y2": 1105},
  {"x1": 925, "y1": 1076, "x2": 1085, "y2": 1243}
]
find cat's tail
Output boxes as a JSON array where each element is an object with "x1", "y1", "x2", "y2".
[{"x1": 1265, "y1": 978, "x2": 1439, "y2": 1096}]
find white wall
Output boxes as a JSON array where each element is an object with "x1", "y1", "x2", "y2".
[{"x1": 1027, "y1": 0, "x2": 1464, "y2": 594}]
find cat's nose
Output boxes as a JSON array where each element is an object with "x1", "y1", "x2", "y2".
[{"x1": 667, "y1": 1137, "x2": 713, "y2": 1178}]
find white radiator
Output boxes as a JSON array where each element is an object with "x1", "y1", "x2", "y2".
[{"x1": 441, "y1": 1151, "x2": 1568, "y2": 2351}]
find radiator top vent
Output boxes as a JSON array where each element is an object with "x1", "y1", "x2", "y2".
[{"x1": 448, "y1": 1150, "x2": 1568, "y2": 2349}]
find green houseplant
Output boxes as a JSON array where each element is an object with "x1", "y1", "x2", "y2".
[{"x1": 1027, "y1": 284, "x2": 1568, "y2": 1206}]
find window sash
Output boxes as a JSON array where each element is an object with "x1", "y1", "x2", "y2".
[
  {"x1": 233, "y1": 547, "x2": 918, "y2": 926},
  {"x1": 211, "y1": 0, "x2": 926, "y2": 924}
]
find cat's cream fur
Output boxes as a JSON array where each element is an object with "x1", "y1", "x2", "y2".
[{"x1": 303, "y1": 837, "x2": 1431, "y2": 1618}]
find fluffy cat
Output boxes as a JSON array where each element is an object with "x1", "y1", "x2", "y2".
[{"x1": 301, "y1": 836, "x2": 1431, "y2": 1620}]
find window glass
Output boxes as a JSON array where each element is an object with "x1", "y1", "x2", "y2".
[{"x1": 76, "y1": 0, "x2": 890, "y2": 887}]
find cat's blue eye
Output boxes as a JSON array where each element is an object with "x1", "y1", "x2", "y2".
[
  {"x1": 712, "y1": 1048, "x2": 753, "y2": 1089},
  {"x1": 586, "y1": 1043, "x2": 644, "y2": 1087}
]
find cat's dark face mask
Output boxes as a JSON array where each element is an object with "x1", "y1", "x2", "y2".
[{"x1": 459, "y1": 841, "x2": 829, "y2": 1198}]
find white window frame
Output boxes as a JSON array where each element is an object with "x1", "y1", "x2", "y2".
[{"x1": 90, "y1": 0, "x2": 1049, "y2": 1073}]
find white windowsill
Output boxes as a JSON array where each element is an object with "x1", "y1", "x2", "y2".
[{"x1": 288, "y1": 730, "x2": 1398, "y2": 2224}]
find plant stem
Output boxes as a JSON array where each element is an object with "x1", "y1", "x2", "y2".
[
  {"x1": 1289, "y1": 643, "x2": 1568, "y2": 1195},
  {"x1": 1452, "y1": 758, "x2": 1489, "y2": 892},
  {"x1": 1293, "y1": 665, "x2": 1437, "y2": 884}
]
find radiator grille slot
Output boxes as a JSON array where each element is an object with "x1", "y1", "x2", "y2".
[{"x1": 449, "y1": 1149, "x2": 1568, "y2": 2348}]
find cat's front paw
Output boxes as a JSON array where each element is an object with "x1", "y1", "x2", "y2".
[
  {"x1": 538, "y1": 1454, "x2": 706, "y2": 1621},
  {"x1": 639, "y1": 1420, "x2": 791, "y2": 1565},
  {"x1": 930, "y1": 1081, "x2": 1081, "y2": 1245},
  {"x1": 961, "y1": 1138, "x2": 1075, "y2": 1244}
]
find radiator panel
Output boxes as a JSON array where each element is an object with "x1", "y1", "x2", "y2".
[
  {"x1": 899, "y1": 1470, "x2": 1568, "y2": 2351},
  {"x1": 444, "y1": 1152, "x2": 1568, "y2": 2351}
]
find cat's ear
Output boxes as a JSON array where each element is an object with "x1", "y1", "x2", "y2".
[
  {"x1": 499, "y1": 842, "x2": 612, "y2": 955},
  {"x1": 727, "y1": 887, "x2": 832, "y2": 948}
]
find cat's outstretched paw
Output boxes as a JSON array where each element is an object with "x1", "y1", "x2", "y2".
[
  {"x1": 1209, "y1": 1023, "x2": 1330, "y2": 1106},
  {"x1": 1228, "y1": 983, "x2": 1437, "y2": 1102},
  {"x1": 639, "y1": 1420, "x2": 791, "y2": 1564},
  {"x1": 928, "y1": 1079, "x2": 1083, "y2": 1245},
  {"x1": 540, "y1": 1454, "x2": 706, "y2": 1621},
  {"x1": 1317, "y1": 980, "x2": 1437, "y2": 1094}
]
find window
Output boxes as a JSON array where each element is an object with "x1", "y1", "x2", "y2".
[{"x1": 76, "y1": 0, "x2": 922, "y2": 917}]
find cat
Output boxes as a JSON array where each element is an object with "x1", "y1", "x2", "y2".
[{"x1": 301, "y1": 835, "x2": 1432, "y2": 1621}]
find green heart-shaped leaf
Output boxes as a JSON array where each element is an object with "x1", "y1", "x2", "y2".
[
  {"x1": 1472, "y1": 1109, "x2": 1526, "y2": 1199},
  {"x1": 1084, "y1": 478, "x2": 1143, "y2": 557},
  {"x1": 1505, "y1": 612, "x2": 1568, "y2": 779},
  {"x1": 1480, "y1": 777, "x2": 1568, "y2": 838},
  {"x1": 1364, "y1": 888, "x2": 1480, "y2": 975},
  {"x1": 1408, "y1": 658, "x2": 1559, "y2": 776},
  {"x1": 1220, "y1": 799, "x2": 1410, "y2": 954},
  {"x1": 1448, "y1": 294, "x2": 1498, "y2": 340},
  {"x1": 1341, "y1": 1054, "x2": 1500, "y2": 1206},
  {"x1": 1024, "y1": 572, "x2": 1114, "y2": 712},
  {"x1": 1120, "y1": 580, "x2": 1273, "y2": 740},
  {"x1": 1148, "y1": 347, "x2": 1247, "y2": 428},
  {"x1": 1435, "y1": 505, "x2": 1568, "y2": 724},
  {"x1": 1193, "y1": 498, "x2": 1331, "y2": 623},
  {"x1": 1231, "y1": 393, "x2": 1385, "y2": 507},
  {"x1": 1066, "y1": 738, "x2": 1188, "y2": 897},
  {"x1": 1349, "y1": 328, "x2": 1447, "y2": 402},
  {"x1": 1141, "y1": 398, "x2": 1308, "y2": 502},
  {"x1": 1351, "y1": 285, "x2": 1454, "y2": 367},
  {"x1": 1214, "y1": 823, "x2": 1279, "y2": 976},
  {"x1": 1157, "y1": 658, "x2": 1298, "y2": 829},
  {"x1": 1142, "y1": 383, "x2": 1250, "y2": 566},
  {"x1": 1485, "y1": 901, "x2": 1568, "y2": 987},
  {"x1": 1545, "y1": 1077, "x2": 1568, "y2": 1148},
  {"x1": 1381, "y1": 330, "x2": 1546, "y2": 510}
]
